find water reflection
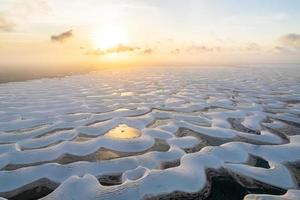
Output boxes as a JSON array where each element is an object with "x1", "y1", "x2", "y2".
[{"x1": 105, "y1": 124, "x2": 141, "y2": 139}]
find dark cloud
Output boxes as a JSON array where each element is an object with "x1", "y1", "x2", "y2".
[
  {"x1": 51, "y1": 30, "x2": 73, "y2": 43},
  {"x1": 0, "y1": 14, "x2": 14, "y2": 32},
  {"x1": 279, "y1": 33, "x2": 300, "y2": 49}
]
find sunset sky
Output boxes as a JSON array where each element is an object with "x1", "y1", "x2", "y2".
[{"x1": 0, "y1": 0, "x2": 300, "y2": 71}]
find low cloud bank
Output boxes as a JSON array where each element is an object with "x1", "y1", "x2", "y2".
[{"x1": 86, "y1": 44, "x2": 153, "y2": 56}]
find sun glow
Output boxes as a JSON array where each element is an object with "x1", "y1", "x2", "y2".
[{"x1": 93, "y1": 24, "x2": 129, "y2": 49}]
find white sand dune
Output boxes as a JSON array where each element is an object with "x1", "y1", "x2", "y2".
[{"x1": 0, "y1": 66, "x2": 299, "y2": 199}]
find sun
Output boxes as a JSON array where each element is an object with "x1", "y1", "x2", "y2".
[{"x1": 92, "y1": 24, "x2": 129, "y2": 49}]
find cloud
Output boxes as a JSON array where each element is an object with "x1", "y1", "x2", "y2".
[
  {"x1": 187, "y1": 45, "x2": 221, "y2": 53},
  {"x1": 140, "y1": 48, "x2": 153, "y2": 55},
  {"x1": 85, "y1": 49, "x2": 105, "y2": 56},
  {"x1": 272, "y1": 45, "x2": 297, "y2": 54},
  {"x1": 171, "y1": 48, "x2": 181, "y2": 54},
  {"x1": 273, "y1": 46, "x2": 288, "y2": 53},
  {"x1": 106, "y1": 44, "x2": 140, "y2": 53},
  {"x1": 244, "y1": 42, "x2": 261, "y2": 51},
  {"x1": 86, "y1": 44, "x2": 152, "y2": 56},
  {"x1": 274, "y1": 46, "x2": 284, "y2": 51},
  {"x1": 279, "y1": 33, "x2": 300, "y2": 49},
  {"x1": 0, "y1": 14, "x2": 14, "y2": 32},
  {"x1": 11, "y1": 0, "x2": 50, "y2": 18},
  {"x1": 51, "y1": 30, "x2": 73, "y2": 43}
]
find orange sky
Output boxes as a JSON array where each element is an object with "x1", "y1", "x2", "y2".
[{"x1": 0, "y1": 0, "x2": 300, "y2": 72}]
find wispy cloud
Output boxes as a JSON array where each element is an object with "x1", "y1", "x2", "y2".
[
  {"x1": 51, "y1": 30, "x2": 73, "y2": 43},
  {"x1": 11, "y1": 0, "x2": 50, "y2": 17},
  {"x1": 106, "y1": 44, "x2": 140, "y2": 53},
  {"x1": 279, "y1": 33, "x2": 300, "y2": 49},
  {"x1": 0, "y1": 14, "x2": 14, "y2": 32},
  {"x1": 171, "y1": 48, "x2": 180, "y2": 54},
  {"x1": 140, "y1": 48, "x2": 154, "y2": 55},
  {"x1": 86, "y1": 44, "x2": 154, "y2": 56},
  {"x1": 272, "y1": 46, "x2": 292, "y2": 53},
  {"x1": 244, "y1": 42, "x2": 261, "y2": 51},
  {"x1": 187, "y1": 45, "x2": 221, "y2": 53},
  {"x1": 85, "y1": 49, "x2": 103, "y2": 56}
]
